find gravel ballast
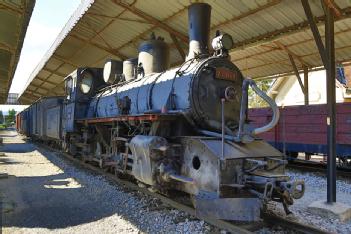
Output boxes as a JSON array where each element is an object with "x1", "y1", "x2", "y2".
[
  {"x1": 287, "y1": 169, "x2": 351, "y2": 233},
  {"x1": 259, "y1": 169, "x2": 351, "y2": 234}
]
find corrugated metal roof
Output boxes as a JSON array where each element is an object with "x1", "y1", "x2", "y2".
[
  {"x1": 18, "y1": 0, "x2": 351, "y2": 104},
  {"x1": 0, "y1": 0, "x2": 35, "y2": 103}
]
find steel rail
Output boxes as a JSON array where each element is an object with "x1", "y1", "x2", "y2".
[
  {"x1": 262, "y1": 212, "x2": 330, "y2": 234},
  {"x1": 34, "y1": 141, "x2": 329, "y2": 234},
  {"x1": 288, "y1": 160, "x2": 351, "y2": 178}
]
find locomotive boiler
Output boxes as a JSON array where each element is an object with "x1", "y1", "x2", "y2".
[{"x1": 24, "y1": 3, "x2": 305, "y2": 222}]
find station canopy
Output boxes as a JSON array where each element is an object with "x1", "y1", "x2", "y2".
[
  {"x1": 18, "y1": 0, "x2": 351, "y2": 104},
  {"x1": 0, "y1": 0, "x2": 35, "y2": 103}
]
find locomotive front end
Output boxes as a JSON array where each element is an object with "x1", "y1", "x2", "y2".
[
  {"x1": 176, "y1": 135, "x2": 305, "y2": 221},
  {"x1": 140, "y1": 2, "x2": 305, "y2": 221}
]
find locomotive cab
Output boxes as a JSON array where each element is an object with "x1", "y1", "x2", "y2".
[{"x1": 63, "y1": 68, "x2": 104, "y2": 132}]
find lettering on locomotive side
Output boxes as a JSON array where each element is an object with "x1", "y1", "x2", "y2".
[{"x1": 215, "y1": 67, "x2": 237, "y2": 81}]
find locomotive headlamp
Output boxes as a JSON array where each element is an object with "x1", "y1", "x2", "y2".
[
  {"x1": 80, "y1": 69, "x2": 94, "y2": 94},
  {"x1": 224, "y1": 86, "x2": 237, "y2": 102},
  {"x1": 103, "y1": 59, "x2": 123, "y2": 84},
  {"x1": 211, "y1": 33, "x2": 233, "y2": 51}
]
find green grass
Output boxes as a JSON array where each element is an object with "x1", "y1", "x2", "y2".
[{"x1": 0, "y1": 124, "x2": 7, "y2": 129}]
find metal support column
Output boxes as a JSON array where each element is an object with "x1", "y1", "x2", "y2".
[
  {"x1": 325, "y1": 4, "x2": 336, "y2": 203},
  {"x1": 289, "y1": 54, "x2": 306, "y2": 96},
  {"x1": 303, "y1": 65, "x2": 309, "y2": 105},
  {"x1": 302, "y1": 0, "x2": 336, "y2": 203}
]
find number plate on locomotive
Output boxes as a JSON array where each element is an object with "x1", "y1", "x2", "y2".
[{"x1": 215, "y1": 68, "x2": 236, "y2": 81}]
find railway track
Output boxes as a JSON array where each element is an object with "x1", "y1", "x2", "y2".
[
  {"x1": 37, "y1": 142, "x2": 330, "y2": 234},
  {"x1": 288, "y1": 159, "x2": 351, "y2": 178}
]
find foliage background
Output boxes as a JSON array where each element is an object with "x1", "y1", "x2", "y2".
[
  {"x1": 0, "y1": 109, "x2": 16, "y2": 128},
  {"x1": 248, "y1": 79, "x2": 273, "y2": 108}
]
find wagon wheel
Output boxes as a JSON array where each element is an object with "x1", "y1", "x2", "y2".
[
  {"x1": 62, "y1": 140, "x2": 68, "y2": 153},
  {"x1": 62, "y1": 136, "x2": 70, "y2": 153},
  {"x1": 63, "y1": 135, "x2": 77, "y2": 156},
  {"x1": 190, "y1": 194, "x2": 197, "y2": 208},
  {"x1": 95, "y1": 141, "x2": 104, "y2": 168},
  {"x1": 69, "y1": 143, "x2": 77, "y2": 156},
  {"x1": 338, "y1": 156, "x2": 350, "y2": 169},
  {"x1": 286, "y1": 151, "x2": 298, "y2": 160}
]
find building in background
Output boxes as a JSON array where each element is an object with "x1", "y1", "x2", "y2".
[{"x1": 268, "y1": 65, "x2": 351, "y2": 106}]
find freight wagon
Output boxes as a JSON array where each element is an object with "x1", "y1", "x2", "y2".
[
  {"x1": 249, "y1": 103, "x2": 351, "y2": 167},
  {"x1": 16, "y1": 96, "x2": 64, "y2": 143},
  {"x1": 16, "y1": 108, "x2": 29, "y2": 135}
]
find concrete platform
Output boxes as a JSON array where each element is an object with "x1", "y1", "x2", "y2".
[{"x1": 308, "y1": 200, "x2": 351, "y2": 222}]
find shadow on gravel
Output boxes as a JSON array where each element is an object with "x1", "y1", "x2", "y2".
[
  {"x1": 1, "y1": 172, "x2": 121, "y2": 230},
  {"x1": 0, "y1": 143, "x2": 36, "y2": 153},
  {"x1": 0, "y1": 144, "x2": 149, "y2": 232}
]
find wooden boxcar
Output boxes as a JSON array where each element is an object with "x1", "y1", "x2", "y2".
[{"x1": 249, "y1": 103, "x2": 351, "y2": 159}]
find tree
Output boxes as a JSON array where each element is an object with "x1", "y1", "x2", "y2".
[
  {"x1": 248, "y1": 79, "x2": 273, "y2": 108},
  {"x1": 5, "y1": 109, "x2": 16, "y2": 125},
  {"x1": 0, "y1": 110, "x2": 3, "y2": 124}
]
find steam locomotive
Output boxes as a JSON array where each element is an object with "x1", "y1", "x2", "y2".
[{"x1": 16, "y1": 3, "x2": 304, "y2": 221}]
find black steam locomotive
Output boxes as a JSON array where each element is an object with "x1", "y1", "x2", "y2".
[{"x1": 17, "y1": 3, "x2": 304, "y2": 221}]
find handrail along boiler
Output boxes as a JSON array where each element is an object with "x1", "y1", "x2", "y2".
[{"x1": 31, "y1": 3, "x2": 304, "y2": 221}]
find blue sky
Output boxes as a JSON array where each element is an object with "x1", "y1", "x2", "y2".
[{"x1": 9, "y1": 0, "x2": 81, "y2": 94}]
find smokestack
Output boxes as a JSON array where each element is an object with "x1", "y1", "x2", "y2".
[{"x1": 187, "y1": 3, "x2": 211, "y2": 60}]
